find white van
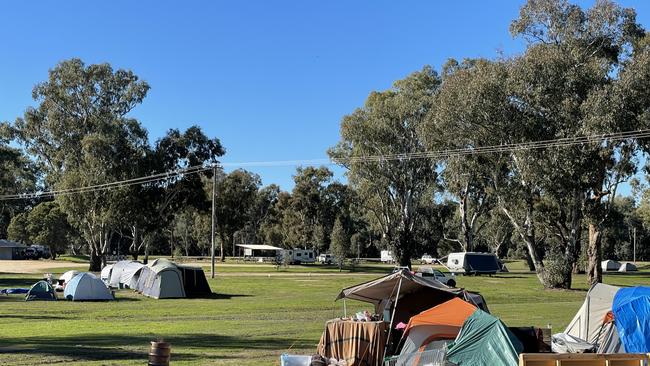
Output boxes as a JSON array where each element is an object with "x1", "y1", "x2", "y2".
[
  {"x1": 281, "y1": 249, "x2": 316, "y2": 264},
  {"x1": 380, "y1": 250, "x2": 394, "y2": 263},
  {"x1": 446, "y1": 252, "x2": 503, "y2": 275}
]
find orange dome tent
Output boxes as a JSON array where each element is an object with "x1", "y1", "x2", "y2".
[{"x1": 399, "y1": 297, "x2": 477, "y2": 357}]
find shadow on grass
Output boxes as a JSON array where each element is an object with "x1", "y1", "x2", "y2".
[
  {"x1": 0, "y1": 314, "x2": 67, "y2": 320},
  {"x1": 0, "y1": 278, "x2": 40, "y2": 288},
  {"x1": 0, "y1": 333, "x2": 314, "y2": 362},
  {"x1": 206, "y1": 293, "x2": 251, "y2": 300}
]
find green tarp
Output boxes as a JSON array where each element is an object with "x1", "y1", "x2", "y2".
[{"x1": 447, "y1": 309, "x2": 523, "y2": 366}]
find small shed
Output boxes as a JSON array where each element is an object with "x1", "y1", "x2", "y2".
[{"x1": 0, "y1": 239, "x2": 26, "y2": 260}]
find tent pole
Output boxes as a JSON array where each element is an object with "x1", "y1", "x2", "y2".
[
  {"x1": 343, "y1": 299, "x2": 347, "y2": 318},
  {"x1": 383, "y1": 276, "x2": 403, "y2": 361}
]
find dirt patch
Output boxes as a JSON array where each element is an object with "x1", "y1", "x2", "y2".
[{"x1": 0, "y1": 260, "x2": 87, "y2": 274}]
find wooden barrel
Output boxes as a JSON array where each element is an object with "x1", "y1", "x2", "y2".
[{"x1": 148, "y1": 341, "x2": 171, "y2": 366}]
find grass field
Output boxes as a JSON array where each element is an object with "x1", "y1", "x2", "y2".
[{"x1": 1, "y1": 260, "x2": 649, "y2": 365}]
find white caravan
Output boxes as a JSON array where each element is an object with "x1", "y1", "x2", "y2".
[
  {"x1": 446, "y1": 252, "x2": 503, "y2": 275},
  {"x1": 281, "y1": 249, "x2": 316, "y2": 264},
  {"x1": 380, "y1": 250, "x2": 395, "y2": 263}
]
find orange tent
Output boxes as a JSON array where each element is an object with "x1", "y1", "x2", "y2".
[{"x1": 399, "y1": 297, "x2": 477, "y2": 356}]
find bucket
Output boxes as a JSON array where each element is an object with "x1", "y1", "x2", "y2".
[{"x1": 148, "y1": 341, "x2": 171, "y2": 366}]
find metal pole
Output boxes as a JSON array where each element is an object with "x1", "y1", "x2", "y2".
[
  {"x1": 343, "y1": 299, "x2": 347, "y2": 318},
  {"x1": 383, "y1": 276, "x2": 403, "y2": 361},
  {"x1": 211, "y1": 165, "x2": 217, "y2": 279}
]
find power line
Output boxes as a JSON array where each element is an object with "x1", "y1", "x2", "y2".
[{"x1": 1, "y1": 128, "x2": 648, "y2": 201}]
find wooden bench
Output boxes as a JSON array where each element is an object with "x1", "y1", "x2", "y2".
[{"x1": 519, "y1": 353, "x2": 649, "y2": 366}]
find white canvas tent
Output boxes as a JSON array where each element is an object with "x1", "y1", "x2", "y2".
[
  {"x1": 59, "y1": 270, "x2": 80, "y2": 284},
  {"x1": 100, "y1": 264, "x2": 114, "y2": 285},
  {"x1": 134, "y1": 260, "x2": 185, "y2": 299},
  {"x1": 109, "y1": 260, "x2": 145, "y2": 288},
  {"x1": 618, "y1": 262, "x2": 638, "y2": 272},
  {"x1": 601, "y1": 260, "x2": 621, "y2": 271},
  {"x1": 564, "y1": 283, "x2": 620, "y2": 347}
]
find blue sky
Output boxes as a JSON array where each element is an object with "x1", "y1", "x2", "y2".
[{"x1": 1, "y1": 1, "x2": 649, "y2": 191}]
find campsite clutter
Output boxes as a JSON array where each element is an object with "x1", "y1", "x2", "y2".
[{"x1": 283, "y1": 268, "x2": 650, "y2": 366}]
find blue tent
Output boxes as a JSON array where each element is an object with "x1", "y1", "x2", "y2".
[
  {"x1": 612, "y1": 286, "x2": 650, "y2": 353},
  {"x1": 64, "y1": 272, "x2": 113, "y2": 301}
]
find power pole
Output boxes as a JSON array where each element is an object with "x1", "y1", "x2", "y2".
[
  {"x1": 633, "y1": 226, "x2": 637, "y2": 263},
  {"x1": 211, "y1": 165, "x2": 217, "y2": 279}
]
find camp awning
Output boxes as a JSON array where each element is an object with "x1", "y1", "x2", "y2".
[
  {"x1": 335, "y1": 269, "x2": 463, "y2": 304},
  {"x1": 236, "y1": 244, "x2": 284, "y2": 251}
]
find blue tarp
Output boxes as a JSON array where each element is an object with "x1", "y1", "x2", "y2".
[
  {"x1": 1, "y1": 288, "x2": 28, "y2": 295},
  {"x1": 612, "y1": 286, "x2": 650, "y2": 353}
]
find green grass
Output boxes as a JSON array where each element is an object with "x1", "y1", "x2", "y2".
[{"x1": 0, "y1": 261, "x2": 649, "y2": 365}]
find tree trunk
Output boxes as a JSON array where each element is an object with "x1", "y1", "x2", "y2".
[
  {"x1": 587, "y1": 223, "x2": 603, "y2": 286},
  {"x1": 143, "y1": 243, "x2": 149, "y2": 265},
  {"x1": 219, "y1": 231, "x2": 226, "y2": 262},
  {"x1": 459, "y1": 186, "x2": 473, "y2": 252},
  {"x1": 89, "y1": 247, "x2": 102, "y2": 271},
  {"x1": 524, "y1": 251, "x2": 535, "y2": 271}
]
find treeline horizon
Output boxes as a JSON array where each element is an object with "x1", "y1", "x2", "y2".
[{"x1": 3, "y1": 0, "x2": 650, "y2": 290}]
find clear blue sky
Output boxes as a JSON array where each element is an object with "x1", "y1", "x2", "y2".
[{"x1": 1, "y1": 1, "x2": 649, "y2": 191}]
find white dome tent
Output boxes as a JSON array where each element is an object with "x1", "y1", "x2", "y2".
[{"x1": 64, "y1": 272, "x2": 113, "y2": 301}]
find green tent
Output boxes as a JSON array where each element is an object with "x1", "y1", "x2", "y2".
[
  {"x1": 25, "y1": 280, "x2": 57, "y2": 301},
  {"x1": 447, "y1": 309, "x2": 522, "y2": 366}
]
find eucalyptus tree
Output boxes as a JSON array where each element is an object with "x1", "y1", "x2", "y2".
[
  {"x1": 212, "y1": 169, "x2": 261, "y2": 260},
  {"x1": 509, "y1": 0, "x2": 650, "y2": 286},
  {"x1": 330, "y1": 67, "x2": 441, "y2": 267},
  {"x1": 13, "y1": 59, "x2": 150, "y2": 271}
]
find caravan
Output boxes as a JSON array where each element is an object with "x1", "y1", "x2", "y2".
[
  {"x1": 446, "y1": 252, "x2": 503, "y2": 275},
  {"x1": 281, "y1": 249, "x2": 316, "y2": 264}
]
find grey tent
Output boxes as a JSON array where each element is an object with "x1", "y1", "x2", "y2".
[
  {"x1": 109, "y1": 260, "x2": 144, "y2": 288},
  {"x1": 25, "y1": 280, "x2": 57, "y2": 301},
  {"x1": 135, "y1": 260, "x2": 185, "y2": 299},
  {"x1": 557, "y1": 283, "x2": 624, "y2": 353},
  {"x1": 336, "y1": 269, "x2": 488, "y2": 327},
  {"x1": 618, "y1": 262, "x2": 638, "y2": 272}
]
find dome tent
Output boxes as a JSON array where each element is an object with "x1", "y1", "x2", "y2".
[
  {"x1": 64, "y1": 272, "x2": 113, "y2": 301},
  {"x1": 601, "y1": 260, "x2": 621, "y2": 271},
  {"x1": 59, "y1": 270, "x2": 80, "y2": 284},
  {"x1": 25, "y1": 280, "x2": 57, "y2": 301},
  {"x1": 398, "y1": 298, "x2": 477, "y2": 359},
  {"x1": 618, "y1": 262, "x2": 638, "y2": 272}
]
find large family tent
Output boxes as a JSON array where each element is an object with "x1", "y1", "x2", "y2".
[
  {"x1": 135, "y1": 260, "x2": 185, "y2": 299},
  {"x1": 446, "y1": 309, "x2": 523, "y2": 366},
  {"x1": 59, "y1": 270, "x2": 80, "y2": 285},
  {"x1": 25, "y1": 280, "x2": 57, "y2": 301},
  {"x1": 618, "y1": 262, "x2": 638, "y2": 272},
  {"x1": 399, "y1": 298, "x2": 477, "y2": 360},
  {"x1": 612, "y1": 286, "x2": 650, "y2": 353},
  {"x1": 109, "y1": 260, "x2": 145, "y2": 288},
  {"x1": 177, "y1": 265, "x2": 212, "y2": 297},
  {"x1": 336, "y1": 269, "x2": 488, "y2": 327},
  {"x1": 601, "y1": 260, "x2": 621, "y2": 271},
  {"x1": 100, "y1": 264, "x2": 114, "y2": 285},
  {"x1": 563, "y1": 283, "x2": 620, "y2": 350},
  {"x1": 64, "y1": 272, "x2": 113, "y2": 301}
]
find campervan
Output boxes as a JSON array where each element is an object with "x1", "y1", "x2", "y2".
[
  {"x1": 281, "y1": 249, "x2": 316, "y2": 264},
  {"x1": 380, "y1": 250, "x2": 394, "y2": 263},
  {"x1": 446, "y1": 252, "x2": 503, "y2": 275}
]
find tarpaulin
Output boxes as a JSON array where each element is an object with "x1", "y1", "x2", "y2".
[
  {"x1": 317, "y1": 319, "x2": 387, "y2": 366},
  {"x1": 446, "y1": 310, "x2": 523, "y2": 366},
  {"x1": 612, "y1": 286, "x2": 650, "y2": 353}
]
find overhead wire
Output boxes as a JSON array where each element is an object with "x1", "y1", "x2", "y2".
[{"x1": 1, "y1": 128, "x2": 649, "y2": 201}]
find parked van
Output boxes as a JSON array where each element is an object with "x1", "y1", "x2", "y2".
[
  {"x1": 318, "y1": 254, "x2": 336, "y2": 264},
  {"x1": 380, "y1": 250, "x2": 394, "y2": 263},
  {"x1": 446, "y1": 252, "x2": 503, "y2": 275},
  {"x1": 281, "y1": 249, "x2": 316, "y2": 264}
]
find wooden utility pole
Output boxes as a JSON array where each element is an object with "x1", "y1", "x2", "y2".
[
  {"x1": 633, "y1": 226, "x2": 637, "y2": 263},
  {"x1": 211, "y1": 165, "x2": 217, "y2": 279}
]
